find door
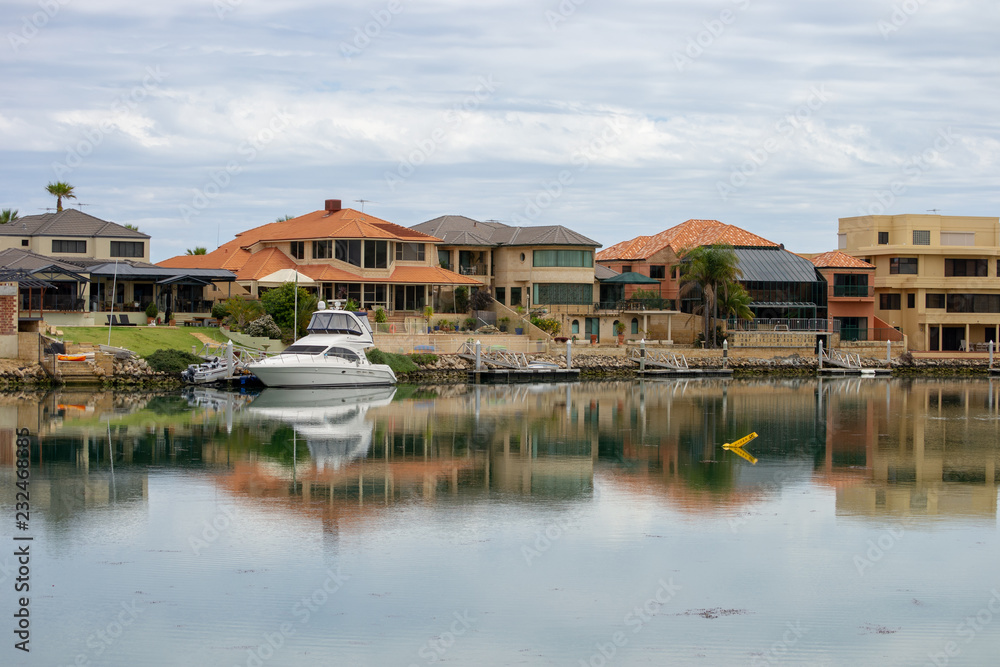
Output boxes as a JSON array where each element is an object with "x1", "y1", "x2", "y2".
[{"x1": 585, "y1": 317, "x2": 600, "y2": 342}]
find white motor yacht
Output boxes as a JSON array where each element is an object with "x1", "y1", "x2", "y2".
[{"x1": 247, "y1": 301, "x2": 397, "y2": 387}]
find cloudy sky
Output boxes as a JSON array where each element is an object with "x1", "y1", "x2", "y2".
[{"x1": 1, "y1": 0, "x2": 997, "y2": 262}]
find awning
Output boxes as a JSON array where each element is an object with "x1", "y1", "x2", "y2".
[{"x1": 600, "y1": 271, "x2": 660, "y2": 284}]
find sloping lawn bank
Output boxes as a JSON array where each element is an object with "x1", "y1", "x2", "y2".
[{"x1": 58, "y1": 326, "x2": 231, "y2": 358}]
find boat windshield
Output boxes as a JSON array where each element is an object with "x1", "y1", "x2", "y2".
[
  {"x1": 307, "y1": 312, "x2": 366, "y2": 335},
  {"x1": 280, "y1": 344, "x2": 328, "y2": 355},
  {"x1": 324, "y1": 347, "x2": 360, "y2": 362}
]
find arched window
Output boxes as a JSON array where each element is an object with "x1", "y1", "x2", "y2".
[
  {"x1": 631, "y1": 318, "x2": 639, "y2": 334},
  {"x1": 571, "y1": 319, "x2": 580, "y2": 334}
]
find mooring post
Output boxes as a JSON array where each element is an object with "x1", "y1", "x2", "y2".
[
  {"x1": 566, "y1": 338, "x2": 572, "y2": 369},
  {"x1": 639, "y1": 338, "x2": 646, "y2": 372},
  {"x1": 475, "y1": 339, "x2": 482, "y2": 372},
  {"x1": 990, "y1": 340, "x2": 994, "y2": 369},
  {"x1": 818, "y1": 339, "x2": 824, "y2": 370},
  {"x1": 722, "y1": 339, "x2": 728, "y2": 368},
  {"x1": 226, "y1": 339, "x2": 234, "y2": 377},
  {"x1": 886, "y1": 339, "x2": 891, "y2": 364}
]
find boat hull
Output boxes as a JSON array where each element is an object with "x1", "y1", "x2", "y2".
[{"x1": 248, "y1": 360, "x2": 396, "y2": 388}]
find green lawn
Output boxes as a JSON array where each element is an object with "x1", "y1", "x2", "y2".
[{"x1": 58, "y1": 326, "x2": 232, "y2": 358}]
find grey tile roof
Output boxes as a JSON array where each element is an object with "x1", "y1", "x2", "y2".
[
  {"x1": 412, "y1": 215, "x2": 600, "y2": 248},
  {"x1": 0, "y1": 209, "x2": 149, "y2": 239},
  {"x1": 0, "y1": 247, "x2": 88, "y2": 273},
  {"x1": 595, "y1": 264, "x2": 620, "y2": 280},
  {"x1": 734, "y1": 247, "x2": 822, "y2": 283}
]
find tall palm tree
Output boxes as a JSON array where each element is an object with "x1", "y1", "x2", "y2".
[
  {"x1": 678, "y1": 244, "x2": 741, "y2": 347},
  {"x1": 717, "y1": 282, "x2": 755, "y2": 323},
  {"x1": 186, "y1": 247, "x2": 207, "y2": 255},
  {"x1": 46, "y1": 182, "x2": 76, "y2": 212},
  {"x1": 0, "y1": 209, "x2": 18, "y2": 224}
]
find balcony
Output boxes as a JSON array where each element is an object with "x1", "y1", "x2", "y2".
[
  {"x1": 830, "y1": 285, "x2": 874, "y2": 298},
  {"x1": 458, "y1": 264, "x2": 489, "y2": 276}
]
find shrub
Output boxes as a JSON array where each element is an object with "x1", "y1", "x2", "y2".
[
  {"x1": 145, "y1": 349, "x2": 204, "y2": 373},
  {"x1": 366, "y1": 348, "x2": 418, "y2": 374},
  {"x1": 211, "y1": 301, "x2": 229, "y2": 320},
  {"x1": 245, "y1": 314, "x2": 282, "y2": 339},
  {"x1": 530, "y1": 317, "x2": 561, "y2": 336},
  {"x1": 373, "y1": 307, "x2": 387, "y2": 323},
  {"x1": 144, "y1": 302, "x2": 158, "y2": 319},
  {"x1": 464, "y1": 317, "x2": 477, "y2": 330},
  {"x1": 454, "y1": 286, "x2": 469, "y2": 313},
  {"x1": 470, "y1": 289, "x2": 492, "y2": 311},
  {"x1": 223, "y1": 295, "x2": 264, "y2": 331},
  {"x1": 408, "y1": 353, "x2": 439, "y2": 365}
]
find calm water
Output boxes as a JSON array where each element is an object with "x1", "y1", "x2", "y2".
[{"x1": 2, "y1": 378, "x2": 999, "y2": 666}]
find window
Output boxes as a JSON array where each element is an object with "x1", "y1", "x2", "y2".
[
  {"x1": 944, "y1": 258, "x2": 987, "y2": 277},
  {"x1": 877, "y1": 232, "x2": 889, "y2": 245},
  {"x1": 364, "y1": 240, "x2": 387, "y2": 268},
  {"x1": 946, "y1": 294, "x2": 1000, "y2": 313},
  {"x1": 926, "y1": 293, "x2": 945, "y2": 309},
  {"x1": 438, "y1": 249, "x2": 450, "y2": 270},
  {"x1": 940, "y1": 232, "x2": 975, "y2": 246},
  {"x1": 571, "y1": 319, "x2": 580, "y2": 334},
  {"x1": 495, "y1": 287, "x2": 505, "y2": 305},
  {"x1": 879, "y1": 293, "x2": 901, "y2": 310},
  {"x1": 670, "y1": 266, "x2": 678, "y2": 279},
  {"x1": 290, "y1": 241, "x2": 304, "y2": 260},
  {"x1": 907, "y1": 293, "x2": 915, "y2": 308},
  {"x1": 838, "y1": 233, "x2": 847, "y2": 249},
  {"x1": 334, "y1": 240, "x2": 361, "y2": 266},
  {"x1": 913, "y1": 230, "x2": 930, "y2": 245},
  {"x1": 631, "y1": 317, "x2": 639, "y2": 334},
  {"x1": 510, "y1": 287, "x2": 522, "y2": 306},
  {"x1": 832, "y1": 274, "x2": 869, "y2": 297},
  {"x1": 52, "y1": 239, "x2": 86, "y2": 253},
  {"x1": 621, "y1": 265, "x2": 632, "y2": 273},
  {"x1": 20, "y1": 239, "x2": 28, "y2": 247},
  {"x1": 395, "y1": 242, "x2": 425, "y2": 261},
  {"x1": 313, "y1": 240, "x2": 333, "y2": 259},
  {"x1": 889, "y1": 257, "x2": 918, "y2": 274},
  {"x1": 532, "y1": 249, "x2": 593, "y2": 267},
  {"x1": 110, "y1": 241, "x2": 143, "y2": 257},
  {"x1": 649, "y1": 265, "x2": 665, "y2": 280},
  {"x1": 532, "y1": 283, "x2": 592, "y2": 305}
]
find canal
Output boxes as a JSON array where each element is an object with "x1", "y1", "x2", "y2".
[{"x1": 1, "y1": 378, "x2": 998, "y2": 666}]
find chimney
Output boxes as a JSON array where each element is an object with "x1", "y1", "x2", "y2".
[{"x1": 325, "y1": 199, "x2": 342, "y2": 212}]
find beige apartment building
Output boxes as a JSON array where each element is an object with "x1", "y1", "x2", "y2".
[{"x1": 839, "y1": 213, "x2": 1000, "y2": 351}]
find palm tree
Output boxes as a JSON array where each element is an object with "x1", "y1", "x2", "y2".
[
  {"x1": 125, "y1": 223, "x2": 139, "y2": 231},
  {"x1": 678, "y1": 244, "x2": 741, "y2": 347},
  {"x1": 717, "y1": 282, "x2": 755, "y2": 323},
  {"x1": 275, "y1": 215, "x2": 294, "y2": 222},
  {"x1": 0, "y1": 209, "x2": 18, "y2": 224},
  {"x1": 45, "y1": 182, "x2": 76, "y2": 212},
  {"x1": 186, "y1": 247, "x2": 207, "y2": 255}
]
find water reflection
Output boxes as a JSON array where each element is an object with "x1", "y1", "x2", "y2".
[{"x1": 6, "y1": 378, "x2": 998, "y2": 524}]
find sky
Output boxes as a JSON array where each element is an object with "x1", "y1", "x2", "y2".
[{"x1": 1, "y1": 0, "x2": 998, "y2": 263}]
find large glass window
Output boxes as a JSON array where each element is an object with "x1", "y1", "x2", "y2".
[
  {"x1": 438, "y1": 248, "x2": 450, "y2": 269},
  {"x1": 335, "y1": 240, "x2": 361, "y2": 266},
  {"x1": 889, "y1": 257, "x2": 918, "y2": 274},
  {"x1": 946, "y1": 294, "x2": 1000, "y2": 313},
  {"x1": 290, "y1": 241, "x2": 304, "y2": 260},
  {"x1": 926, "y1": 293, "x2": 945, "y2": 308},
  {"x1": 649, "y1": 265, "x2": 665, "y2": 280},
  {"x1": 393, "y1": 285, "x2": 425, "y2": 311},
  {"x1": 313, "y1": 240, "x2": 333, "y2": 259},
  {"x1": 495, "y1": 287, "x2": 505, "y2": 305},
  {"x1": 944, "y1": 258, "x2": 987, "y2": 277},
  {"x1": 52, "y1": 239, "x2": 86, "y2": 253},
  {"x1": 532, "y1": 250, "x2": 593, "y2": 268},
  {"x1": 395, "y1": 243, "x2": 425, "y2": 261},
  {"x1": 532, "y1": 283, "x2": 592, "y2": 305},
  {"x1": 110, "y1": 241, "x2": 143, "y2": 257},
  {"x1": 364, "y1": 240, "x2": 388, "y2": 269},
  {"x1": 510, "y1": 287, "x2": 522, "y2": 307},
  {"x1": 832, "y1": 273, "x2": 869, "y2": 297}
]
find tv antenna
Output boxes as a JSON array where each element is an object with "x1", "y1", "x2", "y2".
[
  {"x1": 354, "y1": 199, "x2": 376, "y2": 213},
  {"x1": 927, "y1": 209, "x2": 942, "y2": 214}
]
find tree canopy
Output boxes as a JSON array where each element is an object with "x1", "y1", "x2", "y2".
[
  {"x1": 186, "y1": 247, "x2": 207, "y2": 255},
  {"x1": 45, "y1": 182, "x2": 76, "y2": 212},
  {"x1": 0, "y1": 209, "x2": 18, "y2": 224},
  {"x1": 678, "y1": 244, "x2": 742, "y2": 348},
  {"x1": 260, "y1": 282, "x2": 319, "y2": 338}
]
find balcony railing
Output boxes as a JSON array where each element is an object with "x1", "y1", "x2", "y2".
[
  {"x1": 458, "y1": 264, "x2": 488, "y2": 276},
  {"x1": 727, "y1": 318, "x2": 838, "y2": 333},
  {"x1": 594, "y1": 298, "x2": 676, "y2": 312},
  {"x1": 21, "y1": 295, "x2": 85, "y2": 312},
  {"x1": 831, "y1": 285, "x2": 874, "y2": 298},
  {"x1": 840, "y1": 327, "x2": 904, "y2": 342}
]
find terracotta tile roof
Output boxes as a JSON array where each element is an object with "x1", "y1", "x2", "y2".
[
  {"x1": 157, "y1": 254, "x2": 222, "y2": 269},
  {"x1": 235, "y1": 247, "x2": 296, "y2": 281},
  {"x1": 389, "y1": 265, "x2": 481, "y2": 285},
  {"x1": 596, "y1": 219, "x2": 778, "y2": 261},
  {"x1": 251, "y1": 208, "x2": 440, "y2": 244},
  {"x1": 807, "y1": 250, "x2": 875, "y2": 269}
]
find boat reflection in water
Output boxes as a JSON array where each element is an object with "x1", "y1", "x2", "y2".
[{"x1": 245, "y1": 386, "x2": 396, "y2": 471}]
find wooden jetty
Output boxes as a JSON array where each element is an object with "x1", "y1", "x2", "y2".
[
  {"x1": 457, "y1": 341, "x2": 580, "y2": 384},
  {"x1": 817, "y1": 340, "x2": 890, "y2": 376},
  {"x1": 627, "y1": 346, "x2": 733, "y2": 378}
]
